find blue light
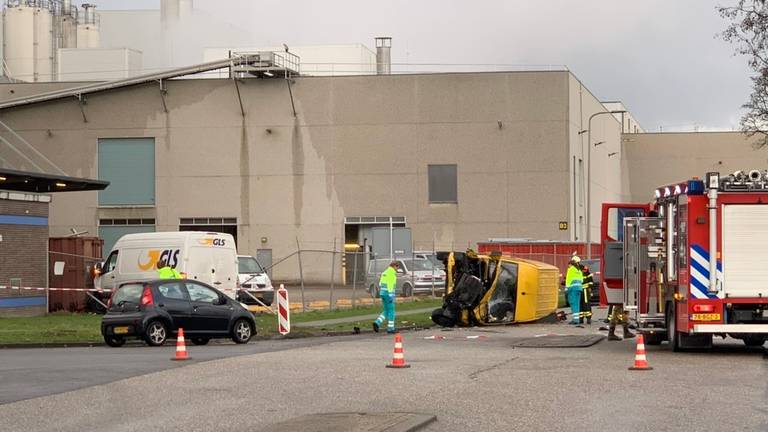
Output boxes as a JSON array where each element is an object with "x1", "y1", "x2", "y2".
[{"x1": 688, "y1": 179, "x2": 705, "y2": 195}]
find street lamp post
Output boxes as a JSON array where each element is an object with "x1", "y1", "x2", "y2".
[{"x1": 585, "y1": 110, "x2": 626, "y2": 259}]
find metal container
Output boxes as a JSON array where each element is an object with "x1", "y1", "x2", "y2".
[
  {"x1": 477, "y1": 240, "x2": 602, "y2": 275},
  {"x1": 48, "y1": 237, "x2": 103, "y2": 312}
]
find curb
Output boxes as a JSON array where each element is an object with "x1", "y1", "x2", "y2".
[{"x1": 0, "y1": 326, "x2": 435, "y2": 348}]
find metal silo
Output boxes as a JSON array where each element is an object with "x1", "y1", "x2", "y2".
[
  {"x1": 3, "y1": 1, "x2": 36, "y2": 81},
  {"x1": 58, "y1": 0, "x2": 78, "y2": 49},
  {"x1": 33, "y1": 1, "x2": 54, "y2": 82},
  {"x1": 375, "y1": 37, "x2": 391, "y2": 75},
  {"x1": 76, "y1": 3, "x2": 99, "y2": 48}
]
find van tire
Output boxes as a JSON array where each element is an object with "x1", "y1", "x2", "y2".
[
  {"x1": 370, "y1": 285, "x2": 379, "y2": 298},
  {"x1": 402, "y1": 283, "x2": 413, "y2": 297},
  {"x1": 232, "y1": 319, "x2": 253, "y2": 344},
  {"x1": 104, "y1": 335, "x2": 126, "y2": 347},
  {"x1": 144, "y1": 320, "x2": 168, "y2": 346}
]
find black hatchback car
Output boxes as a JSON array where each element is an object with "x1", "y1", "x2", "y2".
[{"x1": 101, "y1": 279, "x2": 257, "y2": 347}]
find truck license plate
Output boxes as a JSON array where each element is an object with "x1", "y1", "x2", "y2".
[
  {"x1": 113, "y1": 326, "x2": 129, "y2": 334},
  {"x1": 691, "y1": 313, "x2": 720, "y2": 321}
]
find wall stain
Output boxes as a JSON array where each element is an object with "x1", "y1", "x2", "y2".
[
  {"x1": 292, "y1": 115, "x2": 304, "y2": 228},
  {"x1": 240, "y1": 117, "x2": 251, "y2": 233}
]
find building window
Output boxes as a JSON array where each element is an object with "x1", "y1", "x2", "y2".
[
  {"x1": 98, "y1": 138, "x2": 155, "y2": 206},
  {"x1": 98, "y1": 221, "x2": 156, "y2": 258},
  {"x1": 428, "y1": 164, "x2": 457, "y2": 203}
]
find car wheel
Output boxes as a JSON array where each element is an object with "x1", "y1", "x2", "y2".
[
  {"x1": 104, "y1": 335, "x2": 126, "y2": 347},
  {"x1": 144, "y1": 320, "x2": 168, "y2": 346},
  {"x1": 232, "y1": 319, "x2": 253, "y2": 344},
  {"x1": 402, "y1": 283, "x2": 413, "y2": 297},
  {"x1": 191, "y1": 337, "x2": 210, "y2": 346}
]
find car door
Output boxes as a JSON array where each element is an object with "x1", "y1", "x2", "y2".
[
  {"x1": 155, "y1": 281, "x2": 191, "y2": 330},
  {"x1": 185, "y1": 281, "x2": 232, "y2": 334}
]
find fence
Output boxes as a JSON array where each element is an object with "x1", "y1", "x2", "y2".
[{"x1": 266, "y1": 245, "x2": 448, "y2": 312}]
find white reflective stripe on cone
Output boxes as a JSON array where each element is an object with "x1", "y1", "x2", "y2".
[
  {"x1": 636, "y1": 354, "x2": 646, "y2": 361},
  {"x1": 393, "y1": 353, "x2": 403, "y2": 359}
]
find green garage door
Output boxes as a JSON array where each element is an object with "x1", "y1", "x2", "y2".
[
  {"x1": 99, "y1": 225, "x2": 155, "y2": 258},
  {"x1": 98, "y1": 138, "x2": 155, "y2": 206}
]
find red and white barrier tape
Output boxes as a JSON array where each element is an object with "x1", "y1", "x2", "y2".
[{"x1": 0, "y1": 285, "x2": 112, "y2": 292}]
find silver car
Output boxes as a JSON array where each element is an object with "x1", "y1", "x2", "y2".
[{"x1": 365, "y1": 258, "x2": 446, "y2": 297}]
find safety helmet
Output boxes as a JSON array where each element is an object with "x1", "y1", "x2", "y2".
[{"x1": 570, "y1": 255, "x2": 581, "y2": 264}]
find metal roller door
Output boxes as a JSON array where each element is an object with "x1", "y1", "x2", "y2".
[{"x1": 722, "y1": 205, "x2": 768, "y2": 298}]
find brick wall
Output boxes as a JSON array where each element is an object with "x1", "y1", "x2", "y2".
[{"x1": 0, "y1": 198, "x2": 49, "y2": 316}]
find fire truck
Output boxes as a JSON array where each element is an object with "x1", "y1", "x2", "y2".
[{"x1": 600, "y1": 170, "x2": 768, "y2": 350}]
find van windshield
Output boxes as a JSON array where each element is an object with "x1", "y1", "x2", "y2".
[{"x1": 238, "y1": 257, "x2": 264, "y2": 274}]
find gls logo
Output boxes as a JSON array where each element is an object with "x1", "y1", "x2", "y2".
[
  {"x1": 138, "y1": 249, "x2": 181, "y2": 271},
  {"x1": 198, "y1": 238, "x2": 227, "y2": 247}
]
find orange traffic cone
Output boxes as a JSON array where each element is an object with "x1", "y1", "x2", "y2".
[
  {"x1": 386, "y1": 333, "x2": 410, "y2": 369},
  {"x1": 171, "y1": 328, "x2": 191, "y2": 361},
  {"x1": 628, "y1": 334, "x2": 652, "y2": 371}
]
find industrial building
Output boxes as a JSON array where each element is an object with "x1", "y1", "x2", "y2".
[
  {"x1": 0, "y1": 56, "x2": 627, "y2": 282},
  {"x1": 0, "y1": 1, "x2": 762, "y2": 290}
]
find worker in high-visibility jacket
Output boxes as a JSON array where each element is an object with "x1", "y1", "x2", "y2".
[
  {"x1": 156, "y1": 258, "x2": 182, "y2": 279},
  {"x1": 565, "y1": 256, "x2": 583, "y2": 325},
  {"x1": 373, "y1": 260, "x2": 399, "y2": 334},
  {"x1": 578, "y1": 263, "x2": 594, "y2": 325}
]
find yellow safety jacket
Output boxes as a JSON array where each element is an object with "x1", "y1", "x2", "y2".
[
  {"x1": 157, "y1": 266, "x2": 182, "y2": 279},
  {"x1": 565, "y1": 265, "x2": 583, "y2": 291},
  {"x1": 379, "y1": 266, "x2": 397, "y2": 295}
]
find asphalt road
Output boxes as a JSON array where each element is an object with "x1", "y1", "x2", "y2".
[
  {"x1": 0, "y1": 336, "x2": 356, "y2": 405},
  {"x1": 1, "y1": 319, "x2": 766, "y2": 431}
]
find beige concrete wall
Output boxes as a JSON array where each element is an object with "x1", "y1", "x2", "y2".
[
  {"x1": 0, "y1": 71, "x2": 576, "y2": 282},
  {"x1": 623, "y1": 132, "x2": 764, "y2": 203},
  {"x1": 567, "y1": 76, "x2": 626, "y2": 245}
]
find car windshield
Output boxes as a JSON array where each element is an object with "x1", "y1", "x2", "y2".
[
  {"x1": 113, "y1": 284, "x2": 144, "y2": 305},
  {"x1": 238, "y1": 257, "x2": 264, "y2": 274},
  {"x1": 402, "y1": 259, "x2": 434, "y2": 271}
]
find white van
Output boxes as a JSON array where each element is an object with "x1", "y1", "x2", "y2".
[
  {"x1": 95, "y1": 232, "x2": 239, "y2": 299},
  {"x1": 237, "y1": 255, "x2": 274, "y2": 306}
]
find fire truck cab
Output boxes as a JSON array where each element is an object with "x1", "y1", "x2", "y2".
[{"x1": 601, "y1": 170, "x2": 768, "y2": 350}]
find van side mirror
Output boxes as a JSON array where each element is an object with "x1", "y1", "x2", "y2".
[
  {"x1": 91, "y1": 262, "x2": 103, "y2": 278},
  {"x1": 396, "y1": 268, "x2": 405, "y2": 274}
]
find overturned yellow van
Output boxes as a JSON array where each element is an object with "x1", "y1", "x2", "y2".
[{"x1": 431, "y1": 250, "x2": 559, "y2": 327}]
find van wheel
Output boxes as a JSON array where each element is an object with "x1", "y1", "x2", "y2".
[
  {"x1": 104, "y1": 335, "x2": 125, "y2": 347},
  {"x1": 370, "y1": 285, "x2": 379, "y2": 298},
  {"x1": 191, "y1": 337, "x2": 210, "y2": 346},
  {"x1": 232, "y1": 319, "x2": 253, "y2": 344},
  {"x1": 402, "y1": 283, "x2": 413, "y2": 297},
  {"x1": 144, "y1": 320, "x2": 168, "y2": 346}
]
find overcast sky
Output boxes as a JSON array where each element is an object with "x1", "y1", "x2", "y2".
[{"x1": 87, "y1": 0, "x2": 752, "y2": 132}]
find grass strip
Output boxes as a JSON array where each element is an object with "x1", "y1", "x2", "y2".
[{"x1": 0, "y1": 299, "x2": 443, "y2": 344}]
